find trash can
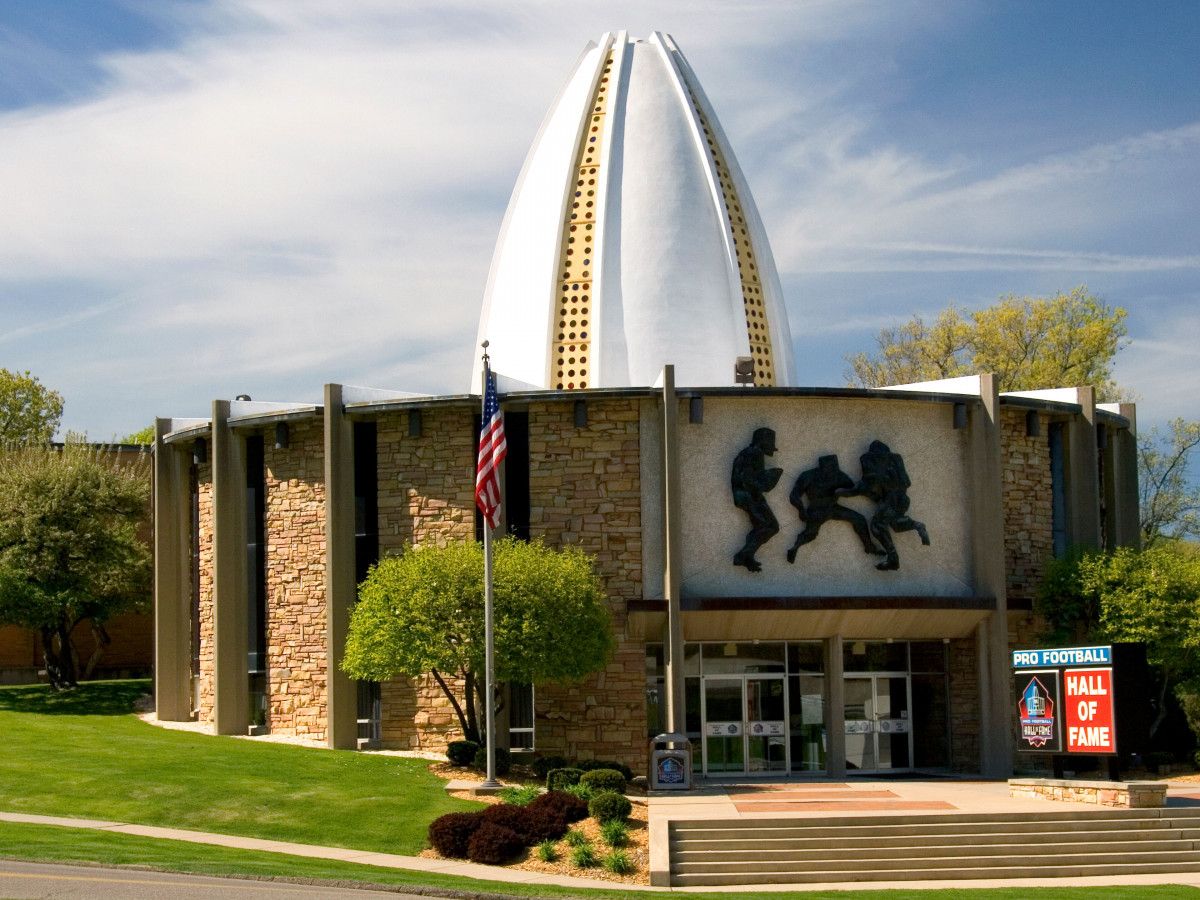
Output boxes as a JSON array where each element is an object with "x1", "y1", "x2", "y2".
[{"x1": 648, "y1": 732, "x2": 693, "y2": 790}]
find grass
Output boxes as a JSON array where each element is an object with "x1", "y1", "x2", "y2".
[
  {"x1": 0, "y1": 679, "x2": 479, "y2": 855},
  {"x1": 3, "y1": 821, "x2": 1199, "y2": 900}
]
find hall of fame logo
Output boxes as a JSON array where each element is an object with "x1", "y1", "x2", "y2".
[{"x1": 1018, "y1": 676, "x2": 1056, "y2": 748}]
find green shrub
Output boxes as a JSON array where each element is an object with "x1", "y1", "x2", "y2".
[
  {"x1": 564, "y1": 828, "x2": 588, "y2": 848},
  {"x1": 428, "y1": 811, "x2": 484, "y2": 858},
  {"x1": 535, "y1": 839, "x2": 559, "y2": 862},
  {"x1": 570, "y1": 843, "x2": 597, "y2": 868},
  {"x1": 498, "y1": 784, "x2": 540, "y2": 806},
  {"x1": 546, "y1": 767, "x2": 583, "y2": 791},
  {"x1": 446, "y1": 740, "x2": 480, "y2": 766},
  {"x1": 533, "y1": 755, "x2": 569, "y2": 779},
  {"x1": 472, "y1": 745, "x2": 512, "y2": 776},
  {"x1": 600, "y1": 818, "x2": 629, "y2": 848},
  {"x1": 466, "y1": 822, "x2": 524, "y2": 864},
  {"x1": 579, "y1": 768, "x2": 626, "y2": 794},
  {"x1": 603, "y1": 849, "x2": 634, "y2": 875},
  {"x1": 588, "y1": 791, "x2": 632, "y2": 823},
  {"x1": 577, "y1": 758, "x2": 634, "y2": 781}
]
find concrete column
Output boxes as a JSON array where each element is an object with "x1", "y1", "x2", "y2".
[
  {"x1": 661, "y1": 365, "x2": 686, "y2": 735},
  {"x1": 824, "y1": 636, "x2": 846, "y2": 778},
  {"x1": 324, "y1": 384, "x2": 358, "y2": 750},
  {"x1": 1111, "y1": 404, "x2": 1141, "y2": 549},
  {"x1": 153, "y1": 418, "x2": 193, "y2": 721},
  {"x1": 1067, "y1": 386, "x2": 1102, "y2": 549},
  {"x1": 968, "y1": 374, "x2": 1012, "y2": 777},
  {"x1": 211, "y1": 400, "x2": 249, "y2": 735}
]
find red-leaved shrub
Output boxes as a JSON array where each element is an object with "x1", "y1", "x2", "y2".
[
  {"x1": 428, "y1": 811, "x2": 484, "y2": 858},
  {"x1": 467, "y1": 822, "x2": 524, "y2": 864}
]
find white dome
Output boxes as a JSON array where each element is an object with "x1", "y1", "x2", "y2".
[{"x1": 472, "y1": 31, "x2": 796, "y2": 391}]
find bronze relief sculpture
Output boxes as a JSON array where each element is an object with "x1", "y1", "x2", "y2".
[{"x1": 730, "y1": 427, "x2": 783, "y2": 573}]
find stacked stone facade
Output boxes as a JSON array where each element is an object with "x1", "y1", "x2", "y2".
[
  {"x1": 527, "y1": 399, "x2": 646, "y2": 770},
  {"x1": 947, "y1": 635, "x2": 980, "y2": 771},
  {"x1": 196, "y1": 466, "x2": 215, "y2": 722},
  {"x1": 377, "y1": 407, "x2": 476, "y2": 553},
  {"x1": 1001, "y1": 408, "x2": 1054, "y2": 606},
  {"x1": 264, "y1": 420, "x2": 327, "y2": 739},
  {"x1": 376, "y1": 406, "x2": 477, "y2": 751}
]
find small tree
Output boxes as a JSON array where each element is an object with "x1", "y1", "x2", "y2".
[
  {"x1": 1039, "y1": 544, "x2": 1200, "y2": 739},
  {"x1": 342, "y1": 538, "x2": 614, "y2": 744},
  {"x1": 0, "y1": 368, "x2": 64, "y2": 445},
  {"x1": 0, "y1": 444, "x2": 151, "y2": 688},
  {"x1": 1139, "y1": 418, "x2": 1200, "y2": 547},
  {"x1": 845, "y1": 287, "x2": 1128, "y2": 397}
]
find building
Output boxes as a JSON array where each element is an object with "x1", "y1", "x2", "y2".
[{"x1": 152, "y1": 32, "x2": 1139, "y2": 778}]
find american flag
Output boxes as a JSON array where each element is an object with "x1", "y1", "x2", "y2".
[{"x1": 475, "y1": 369, "x2": 507, "y2": 530}]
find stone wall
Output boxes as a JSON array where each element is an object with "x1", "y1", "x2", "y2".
[
  {"x1": 264, "y1": 420, "x2": 327, "y2": 739},
  {"x1": 377, "y1": 407, "x2": 476, "y2": 555},
  {"x1": 527, "y1": 398, "x2": 646, "y2": 770},
  {"x1": 1001, "y1": 408, "x2": 1053, "y2": 606},
  {"x1": 948, "y1": 634, "x2": 979, "y2": 771},
  {"x1": 376, "y1": 406, "x2": 476, "y2": 750},
  {"x1": 196, "y1": 465, "x2": 215, "y2": 723}
]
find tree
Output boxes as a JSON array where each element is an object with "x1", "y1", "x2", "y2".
[
  {"x1": 1038, "y1": 544, "x2": 1200, "y2": 739},
  {"x1": 845, "y1": 287, "x2": 1128, "y2": 397},
  {"x1": 342, "y1": 538, "x2": 614, "y2": 744},
  {"x1": 0, "y1": 368, "x2": 63, "y2": 445},
  {"x1": 0, "y1": 444, "x2": 151, "y2": 689},
  {"x1": 1139, "y1": 418, "x2": 1200, "y2": 547},
  {"x1": 121, "y1": 425, "x2": 156, "y2": 444}
]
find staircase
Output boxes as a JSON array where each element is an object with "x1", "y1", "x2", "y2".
[{"x1": 668, "y1": 807, "x2": 1200, "y2": 886}]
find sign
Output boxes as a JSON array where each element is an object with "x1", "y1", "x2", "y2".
[
  {"x1": 655, "y1": 754, "x2": 686, "y2": 785},
  {"x1": 844, "y1": 719, "x2": 873, "y2": 734},
  {"x1": 1012, "y1": 646, "x2": 1112, "y2": 669},
  {"x1": 707, "y1": 721, "x2": 742, "y2": 737},
  {"x1": 878, "y1": 718, "x2": 910, "y2": 734},
  {"x1": 749, "y1": 721, "x2": 785, "y2": 736},
  {"x1": 1012, "y1": 645, "x2": 1119, "y2": 757},
  {"x1": 1064, "y1": 667, "x2": 1116, "y2": 753},
  {"x1": 1016, "y1": 670, "x2": 1061, "y2": 752}
]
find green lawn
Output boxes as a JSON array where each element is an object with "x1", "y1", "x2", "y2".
[
  {"x1": 0, "y1": 679, "x2": 478, "y2": 855},
  {"x1": 2, "y1": 822, "x2": 1199, "y2": 900}
]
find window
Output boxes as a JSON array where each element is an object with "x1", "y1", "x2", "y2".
[{"x1": 509, "y1": 682, "x2": 535, "y2": 750}]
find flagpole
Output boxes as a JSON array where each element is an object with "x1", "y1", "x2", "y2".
[{"x1": 479, "y1": 342, "x2": 500, "y2": 789}]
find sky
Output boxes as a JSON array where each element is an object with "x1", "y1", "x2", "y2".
[{"x1": 0, "y1": 0, "x2": 1197, "y2": 440}]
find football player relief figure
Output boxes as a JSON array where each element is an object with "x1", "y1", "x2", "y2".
[
  {"x1": 841, "y1": 440, "x2": 931, "y2": 571},
  {"x1": 730, "y1": 427, "x2": 783, "y2": 573}
]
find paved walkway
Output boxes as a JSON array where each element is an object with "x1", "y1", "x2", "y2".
[{"x1": 5, "y1": 781, "x2": 1200, "y2": 894}]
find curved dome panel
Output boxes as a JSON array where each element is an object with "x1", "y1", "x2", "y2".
[{"x1": 473, "y1": 31, "x2": 795, "y2": 390}]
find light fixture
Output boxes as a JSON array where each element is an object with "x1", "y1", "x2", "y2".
[
  {"x1": 953, "y1": 403, "x2": 967, "y2": 429},
  {"x1": 408, "y1": 410, "x2": 422, "y2": 438},
  {"x1": 235, "y1": 394, "x2": 252, "y2": 401},
  {"x1": 1026, "y1": 409, "x2": 1041, "y2": 438},
  {"x1": 852, "y1": 641, "x2": 866, "y2": 655},
  {"x1": 192, "y1": 438, "x2": 207, "y2": 465},
  {"x1": 1096, "y1": 425, "x2": 1108, "y2": 450},
  {"x1": 689, "y1": 396, "x2": 703, "y2": 424},
  {"x1": 574, "y1": 399, "x2": 587, "y2": 427},
  {"x1": 273, "y1": 422, "x2": 289, "y2": 450},
  {"x1": 734, "y1": 356, "x2": 754, "y2": 385}
]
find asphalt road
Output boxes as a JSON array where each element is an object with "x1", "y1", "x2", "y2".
[{"x1": 0, "y1": 860, "x2": 440, "y2": 899}]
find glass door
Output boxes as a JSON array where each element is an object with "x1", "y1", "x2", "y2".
[
  {"x1": 844, "y1": 674, "x2": 912, "y2": 772},
  {"x1": 746, "y1": 677, "x2": 788, "y2": 773},
  {"x1": 703, "y1": 675, "x2": 789, "y2": 775},
  {"x1": 703, "y1": 677, "x2": 744, "y2": 774}
]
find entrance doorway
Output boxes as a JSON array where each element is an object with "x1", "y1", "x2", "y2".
[
  {"x1": 844, "y1": 674, "x2": 912, "y2": 771},
  {"x1": 702, "y1": 675, "x2": 788, "y2": 775}
]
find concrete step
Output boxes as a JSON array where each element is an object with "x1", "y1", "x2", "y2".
[
  {"x1": 672, "y1": 826, "x2": 1200, "y2": 852},
  {"x1": 668, "y1": 809, "x2": 1200, "y2": 885},
  {"x1": 676, "y1": 847, "x2": 1200, "y2": 875},
  {"x1": 671, "y1": 860, "x2": 1200, "y2": 887},
  {"x1": 674, "y1": 837, "x2": 1200, "y2": 863}
]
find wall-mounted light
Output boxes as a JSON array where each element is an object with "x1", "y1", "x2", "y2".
[
  {"x1": 192, "y1": 437, "x2": 207, "y2": 465},
  {"x1": 953, "y1": 403, "x2": 968, "y2": 429},
  {"x1": 408, "y1": 409, "x2": 422, "y2": 438},
  {"x1": 689, "y1": 396, "x2": 703, "y2": 424},
  {"x1": 274, "y1": 422, "x2": 289, "y2": 450},
  {"x1": 574, "y1": 399, "x2": 587, "y2": 427},
  {"x1": 1096, "y1": 425, "x2": 1108, "y2": 450},
  {"x1": 1025, "y1": 409, "x2": 1041, "y2": 438},
  {"x1": 734, "y1": 356, "x2": 755, "y2": 386},
  {"x1": 235, "y1": 394, "x2": 252, "y2": 401}
]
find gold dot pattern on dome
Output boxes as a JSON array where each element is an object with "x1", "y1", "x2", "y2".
[
  {"x1": 682, "y1": 84, "x2": 776, "y2": 387},
  {"x1": 551, "y1": 51, "x2": 614, "y2": 390}
]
